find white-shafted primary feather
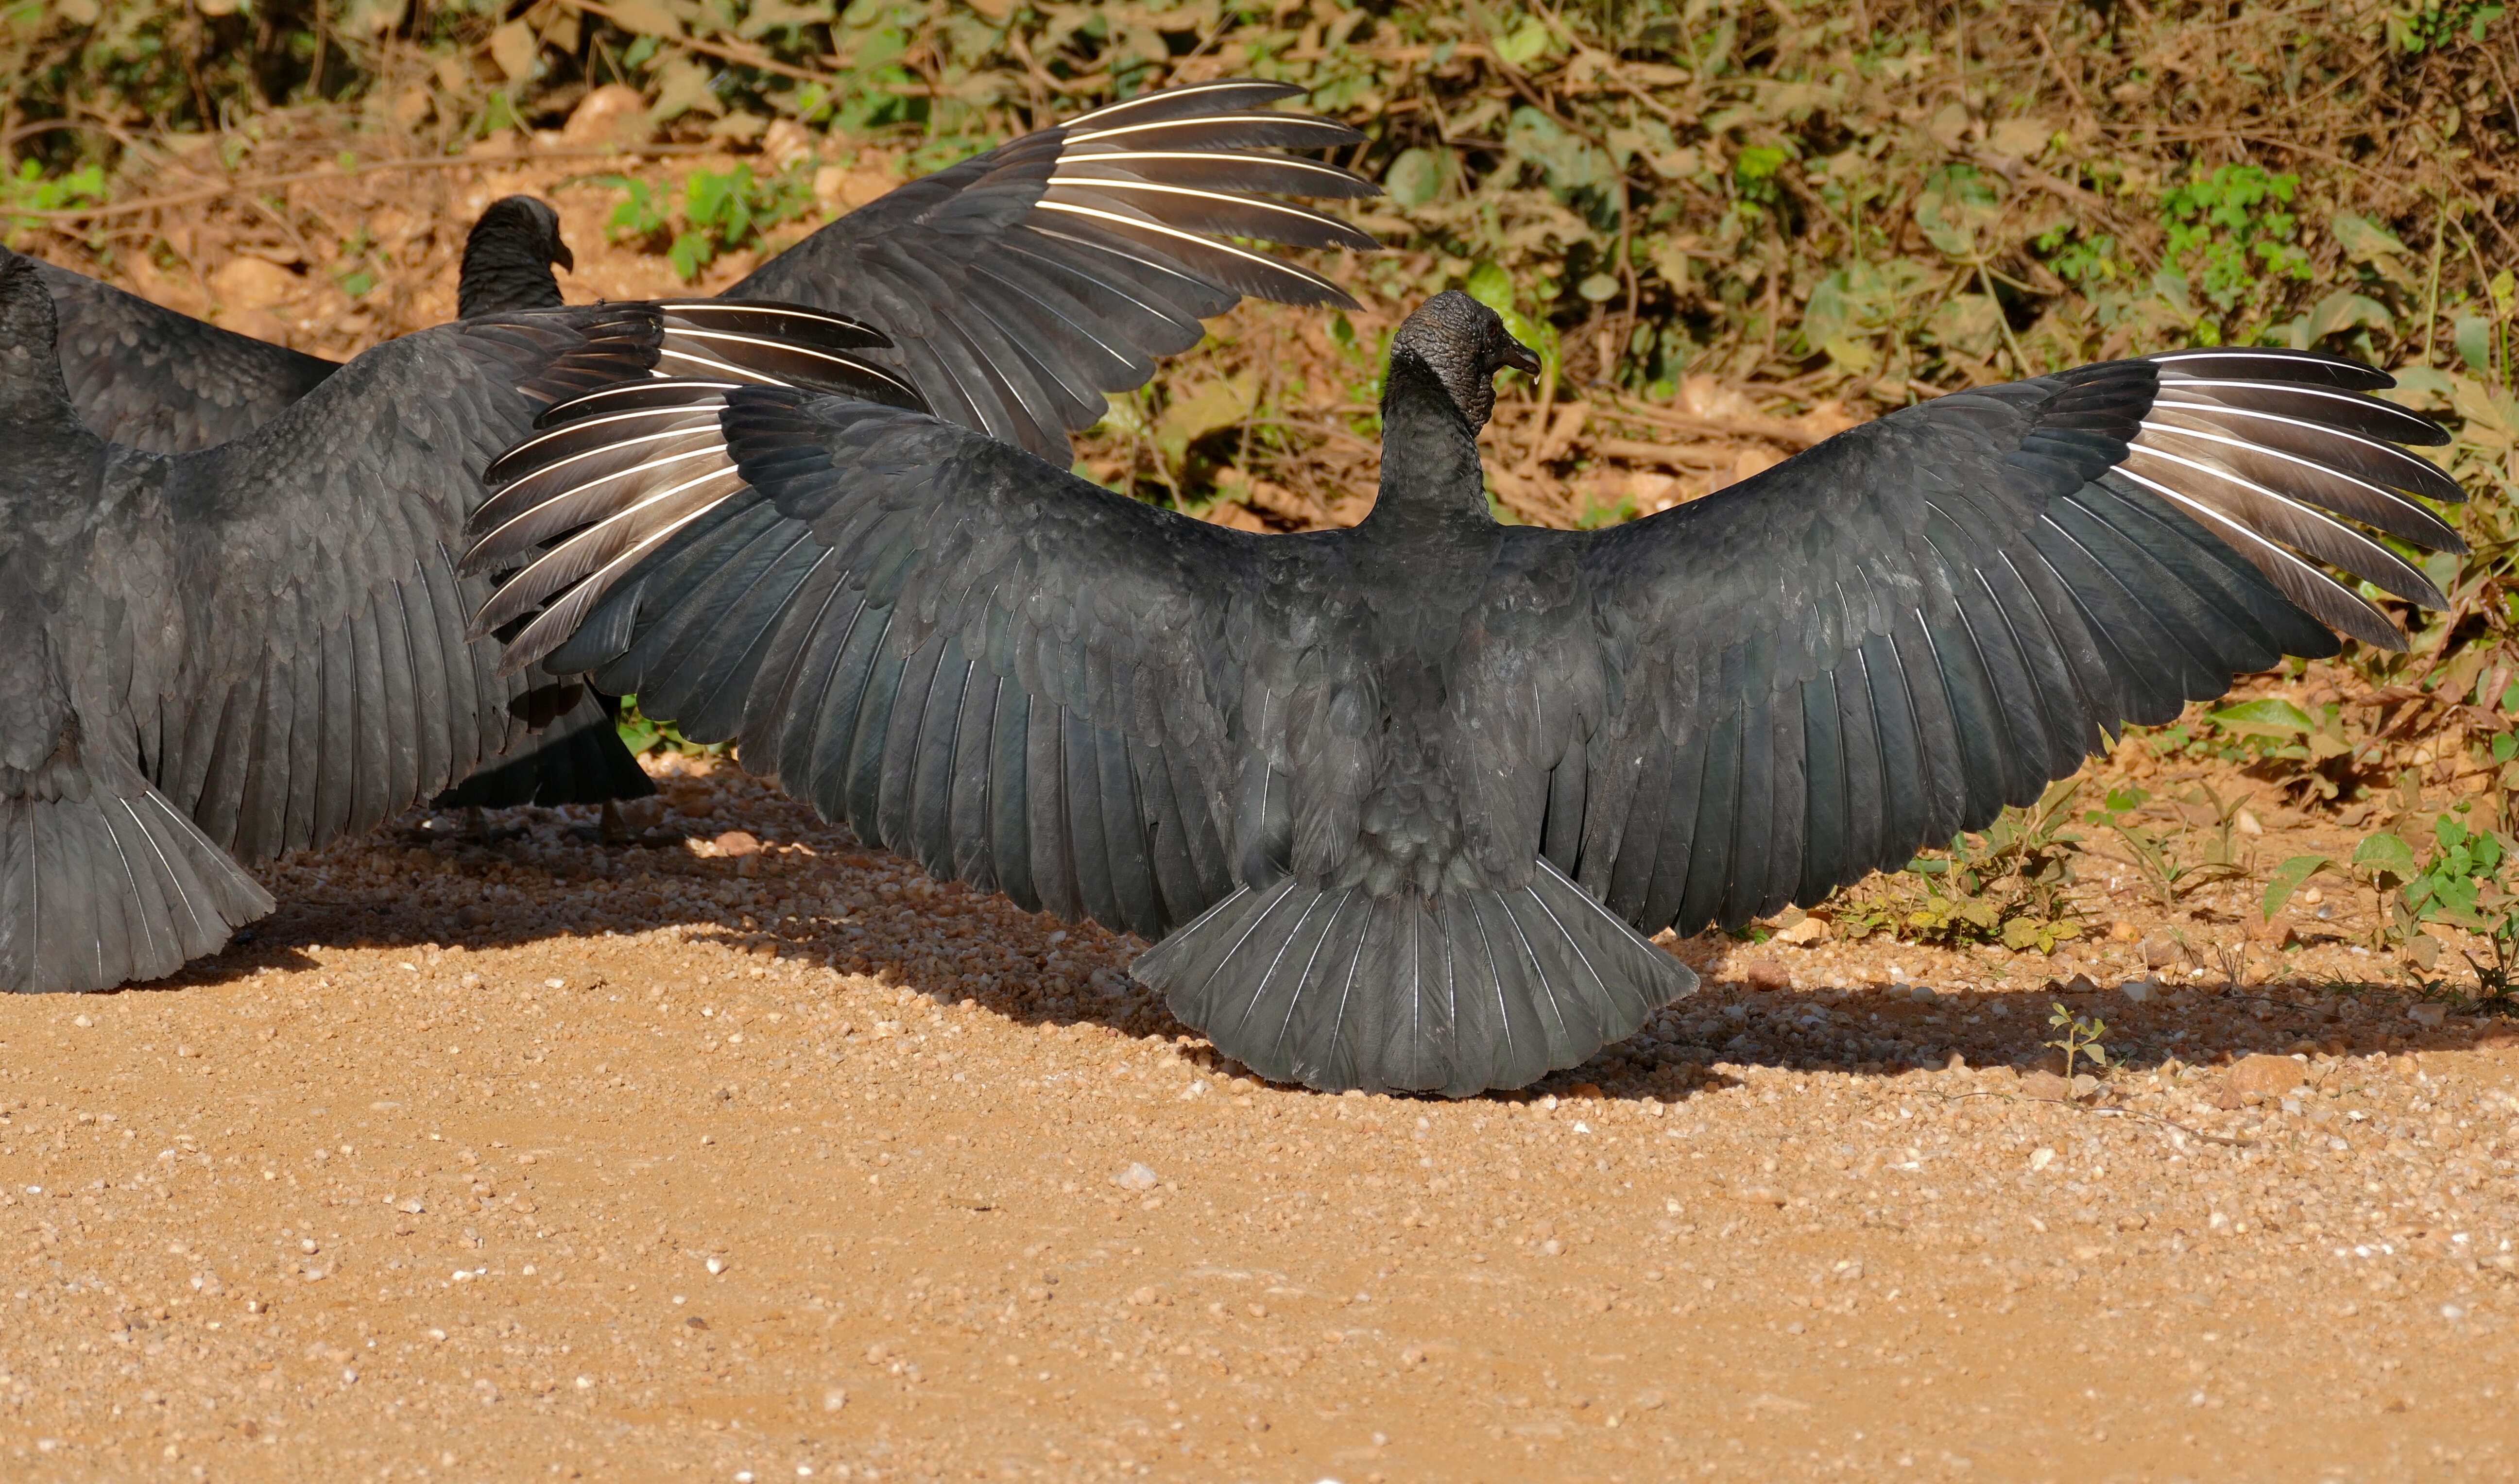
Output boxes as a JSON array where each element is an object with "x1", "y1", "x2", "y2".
[
  {"x1": 2109, "y1": 348, "x2": 2463, "y2": 648},
  {"x1": 717, "y1": 78, "x2": 1382, "y2": 461}
]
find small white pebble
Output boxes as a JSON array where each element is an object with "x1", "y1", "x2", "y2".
[
  {"x1": 706, "y1": 1257, "x2": 726, "y2": 1275},
  {"x1": 1116, "y1": 1162, "x2": 1160, "y2": 1191},
  {"x1": 545, "y1": 978, "x2": 565, "y2": 990},
  {"x1": 575, "y1": 1376, "x2": 594, "y2": 1390},
  {"x1": 71, "y1": 1015, "x2": 92, "y2": 1028},
  {"x1": 2029, "y1": 1148, "x2": 2056, "y2": 1172}
]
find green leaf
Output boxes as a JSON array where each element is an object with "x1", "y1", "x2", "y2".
[
  {"x1": 1384, "y1": 148, "x2": 1443, "y2": 209},
  {"x1": 1155, "y1": 372, "x2": 1255, "y2": 467},
  {"x1": 1494, "y1": 18, "x2": 1556, "y2": 65},
  {"x1": 2303, "y1": 290, "x2": 2395, "y2": 344},
  {"x1": 2456, "y1": 314, "x2": 2495, "y2": 376},
  {"x1": 2207, "y1": 697, "x2": 2315, "y2": 737},
  {"x1": 1464, "y1": 261, "x2": 1515, "y2": 314},
  {"x1": 2262, "y1": 853, "x2": 2331, "y2": 921},
  {"x1": 667, "y1": 230, "x2": 712, "y2": 281},
  {"x1": 1926, "y1": 294, "x2": 2003, "y2": 357},
  {"x1": 2329, "y1": 212, "x2": 2411, "y2": 262},
  {"x1": 1734, "y1": 144, "x2": 1789, "y2": 182},
  {"x1": 2354, "y1": 832, "x2": 2419, "y2": 882},
  {"x1": 1508, "y1": 107, "x2": 1607, "y2": 191}
]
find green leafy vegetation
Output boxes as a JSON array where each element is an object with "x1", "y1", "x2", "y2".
[
  {"x1": 2158, "y1": 164, "x2": 2312, "y2": 324},
  {"x1": 597, "y1": 165, "x2": 809, "y2": 281},
  {"x1": 2083, "y1": 783, "x2": 2254, "y2": 909},
  {"x1": 615, "y1": 696, "x2": 727, "y2": 759},
  {"x1": 3, "y1": 157, "x2": 102, "y2": 232},
  {"x1": 1839, "y1": 781, "x2": 2086, "y2": 952}
]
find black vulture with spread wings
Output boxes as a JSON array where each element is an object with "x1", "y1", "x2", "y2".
[
  {"x1": 465, "y1": 292, "x2": 2460, "y2": 1095},
  {"x1": 0, "y1": 248, "x2": 917, "y2": 992},
  {"x1": 34, "y1": 81, "x2": 1371, "y2": 821},
  {"x1": 39, "y1": 195, "x2": 574, "y2": 457},
  {"x1": 34, "y1": 198, "x2": 651, "y2": 814}
]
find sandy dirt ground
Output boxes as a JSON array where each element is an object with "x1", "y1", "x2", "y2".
[{"x1": 5, "y1": 755, "x2": 2519, "y2": 1484}]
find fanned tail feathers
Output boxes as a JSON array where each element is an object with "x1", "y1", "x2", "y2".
[
  {"x1": 2, "y1": 765, "x2": 272, "y2": 993},
  {"x1": 1135, "y1": 859, "x2": 1694, "y2": 1097}
]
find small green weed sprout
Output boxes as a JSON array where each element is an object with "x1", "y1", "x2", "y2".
[{"x1": 2045, "y1": 1004, "x2": 2111, "y2": 1086}]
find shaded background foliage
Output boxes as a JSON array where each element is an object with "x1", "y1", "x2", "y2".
[{"x1": 8, "y1": 0, "x2": 2519, "y2": 974}]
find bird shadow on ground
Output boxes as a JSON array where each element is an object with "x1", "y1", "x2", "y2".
[
  {"x1": 1502, "y1": 968, "x2": 2517, "y2": 1111},
  {"x1": 108, "y1": 805, "x2": 2517, "y2": 1109}
]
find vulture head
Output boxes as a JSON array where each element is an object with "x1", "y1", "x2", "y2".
[
  {"x1": 459, "y1": 196, "x2": 576, "y2": 319},
  {"x1": 1390, "y1": 289, "x2": 1542, "y2": 430}
]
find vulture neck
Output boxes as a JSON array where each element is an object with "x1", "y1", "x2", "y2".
[
  {"x1": 1357, "y1": 349, "x2": 1495, "y2": 543},
  {"x1": 0, "y1": 264, "x2": 75, "y2": 428},
  {"x1": 458, "y1": 232, "x2": 564, "y2": 319}
]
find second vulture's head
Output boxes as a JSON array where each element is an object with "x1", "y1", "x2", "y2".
[
  {"x1": 1390, "y1": 289, "x2": 1542, "y2": 431},
  {"x1": 458, "y1": 195, "x2": 575, "y2": 320}
]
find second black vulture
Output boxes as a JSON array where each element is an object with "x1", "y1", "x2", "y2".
[
  {"x1": 34, "y1": 197, "x2": 650, "y2": 816},
  {"x1": 467, "y1": 296, "x2": 2464, "y2": 1098},
  {"x1": 38, "y1": 195, "x2": 575, "y2": 457},
  {"x1": 0, "y1": 246, "x2": 916, "y2": 992}
]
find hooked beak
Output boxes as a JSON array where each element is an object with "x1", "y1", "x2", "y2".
[
  {"x1": 1501, "y1": 336, "x2": 1542, "y2": 376},
  {"x1": 550, "y1": 236, "x2": 576, "y2": 273}
]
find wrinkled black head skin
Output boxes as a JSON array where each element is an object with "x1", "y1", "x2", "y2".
[
  {"x1": 1387, "y1": 289, "x2": 1542, "y2": 431},
  {"x1": 458, "y1": 196, "x2": 574, "y2": 320}
]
